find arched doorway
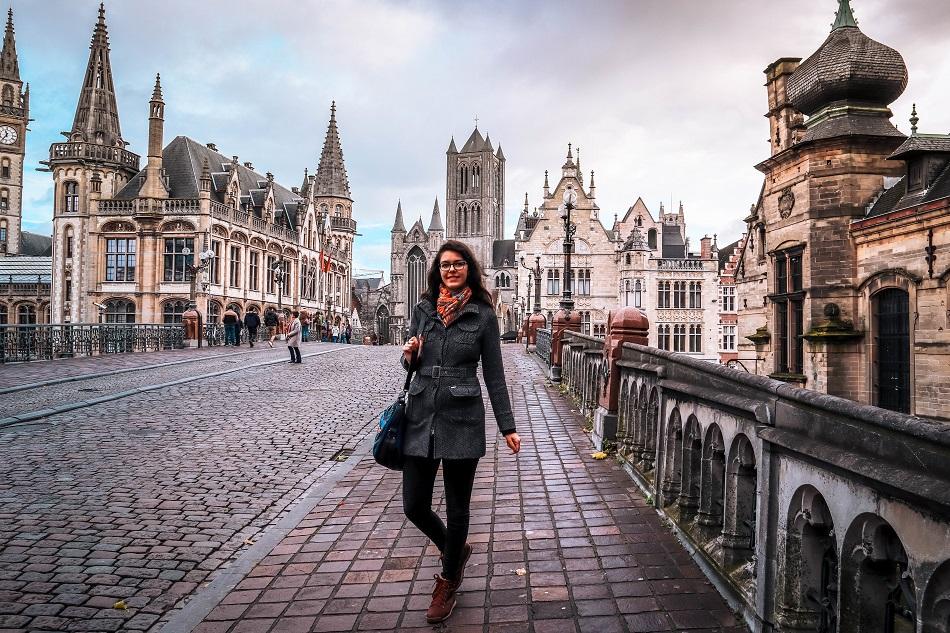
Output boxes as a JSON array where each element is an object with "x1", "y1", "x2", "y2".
[
  {"x1": 376, "y1": 305, "x2": 391, "y2": 345},
  {"x1": 873, "y1": 288, "x2": 910, "y2": 413}
]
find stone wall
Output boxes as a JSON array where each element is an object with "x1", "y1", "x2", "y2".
[{"x1": 551, "y1": 329, "x2": 950, "y2": 632}]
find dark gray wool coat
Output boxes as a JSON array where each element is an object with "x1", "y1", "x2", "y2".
[{"x1": 401, "y1": 297, "x2": 516, "y2": 460}]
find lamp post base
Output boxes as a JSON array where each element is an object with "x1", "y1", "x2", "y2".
[{"x1": 593, "y1": 406, "x2": 617, "y2": 451}]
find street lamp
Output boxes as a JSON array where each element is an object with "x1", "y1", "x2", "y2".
[
  {"x1": 559, "y1": 185, "x2": 578, "y2": 313},
  {"x1": 520, "y1": 254, "x2": 546, "y2": 350},
  {"x1": 183, "y1": 242, "x2": 215, "y2": 348},
  {"x1": 272, "y1": 260, "x2": 286, "y2": 312}
]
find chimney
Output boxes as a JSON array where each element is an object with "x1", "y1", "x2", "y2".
[
  {"x1": 206, "y1": 142, "x2": 217, "y2": 151},
  {"x1": 700, "y1": 235, "x2": 712, "y2": 259},
  {"x1": 243, "y1": 161, "x2": 254, "y2": 170},
  {"x1": 764, "y1": 58, "x2": 805, "y2": 155}
]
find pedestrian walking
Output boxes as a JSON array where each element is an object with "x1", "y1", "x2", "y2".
[
  {"x1": 286, "y1": 310, "x2": 302, "y2": 363},
  {"x1": 264, "y1": 307, "x2": 279, "y2": 348},
  {"x1": 300, "y1": 311, "x2": 311, "y2": 343},
  {"x1": 222, "y1": 307, "x2": 238, "y2": 346},
  {"x1": 332, "y1": 323, "x2": 340, "y2": 343},
  {"x1": 244, "y1": 309, "x2": 261, "y2": 347},
  {"x1": 345, "y1": 320, "x2": 352, "y2": 344},
  {"x1": 399, "y1": 240, "x2": 520, "y2": 624}
]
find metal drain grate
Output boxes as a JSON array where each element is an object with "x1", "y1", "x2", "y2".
[{"x1": 330, "y1": 448, "x2": 353, "y2": 462}]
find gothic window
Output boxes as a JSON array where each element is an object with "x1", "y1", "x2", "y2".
[
  {"x1": 658, "y1": 324, "x2": 670, "y2": 350},
  {"x1": 774, "y1": 248, "x2": 804, "y2": 375},
  {"x1": 104, "y1": 299, "x2": 135, "y2": 324},
  {"x1": 163, "y1": 238, "x2": 194, "y2": 282},
  {"x1": 495, "y1": 273, "x2": 510, "y2": 288},
  {"x1": 575, "y1": 269, "x2": 591, "y2": 296},
  {"x1": 210, "y1": 241, "x2": 222, "y2": 285},
  {"x1": 625, "y1": 253, "x2": 631, "y2": 265},
  {"x1": 673, "y1": 281, "x2": 687, "y2": 308},
  {"x1": 636, "y1": 215, "x2": 643, "y2": 227},
  {"x1": 17, "y1": 304, "x2": 36, "y2": 324},
  {"x1": 407, "y1": 247, "x2": 427, "y2": 310},
  {"x1": 0, "y1": 188, "x2": 8, "y2": 210},
  {"x1": 546, "y1": 269, "x2": 560, "y2": 295},
  {"x1": 1, "y1": 85, "x2": 12, "y2": 106},
  {"x1": 689, "y1": 282, "x2": 702, "y2": 308},
  {"x1": 673, "y1": 324, "x2": 686, "y2": 352},
  {"x1": 634, "y1": 280, "x2": 643, "y2": 308},
  {"x1": 335, "y1": 204, "x2": 342, "y2": 217},
  {"x1": 581, "y1": 311, "x2": 591, "y2": 335},
  {"x1": 459, "y1": 165, "x2": 469, "y2": 195},
  {"x1": 0, "y1": 158, "x2": 9, "y2": 179},
  {"x1": 207, "y1": 301, "x2": 222, "y2": 324},
  {"x1": 495, "y1": 169, "x2": 501, "y2": 198},
  {"x1": 689, "y1": 324, "x2": 702, "y2": 353},
  {"x1": 470, "y1": 203, "x2": 481, "y2": 234},
  {"x1": 249, "y1": 251, "x2": 260, "y2": 291},
  {"x1": 105, "y1": 238, "x2": 136, "y2": 281},
  {"x1": 65, "y1": 229, "x2": 74, "y2": 259},
  {"x1": 265, "y1": 255, "x2": 277, "y2": 293},
  {"x1": 658, "y1": 281, "x2": 671, "y2": 308},
  {"x1": 229, "y1": 245, "x2": 242, "y2": 288},
  {"x1": 64, "y1": 181, "x2": 79, "y2": 213},
  {"x1": 648, "y1": 228, "x2": 657, "y2": 250},
  {"x1": 473, "y1": 164, "x2": 480, "y2": 191},
  {"x1": 721, "y1": 286, "x2": 736, "y2": 312},
  {"x1": 456, "y1": 204, "x2": 465, "y2": 235},
  {"x1": 873, "y1": 288, "x2": 910, "y2": 414}
]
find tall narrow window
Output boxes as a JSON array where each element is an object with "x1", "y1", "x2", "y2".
[
  {"x1": 658, "y1": 281, "x2": 670, "y2": 308},
  {"x1": 673, "y1": 281, "x2": 687, "y2": 308},
  {"x1": 634, "y1": 280, "x2": 643, "y2": 308},
  {"x1": 576, "y1": 269, "x2": 591, "y2": 296},
  {"x1": 547, "y1": 269, "x2": 560, "y2": 295},
  {"x1": 65, "y1": 234, "x2": 74, "y2": 259},
  {"x1": 1, "y1": 158, "x2": 10, "y2": 179},
  {"x1": 0, "y1": 188, "x2": 9, "y2": 210},
  {"x1": 874, "y1": 288, "x2": 910, "y2": 414},
  {"x1": 229, "y1": 245, "x2": 241, "y2": 288},
  {"x1": 658, "y1": 324, "x2": 670, "y2": 350},
  {"x1": 105, "y1": 238, "x2": 136, "y2": 281},
  {"x1": 283, "y1": 262, "x2": 292, "y2": 295},
  {"x1": 689, "y1": 324, "x2": 702, "y2": 353},
  {"x1": 0, "y1": 220, "x2": 7, "y2": 247},
  {"x1": 163, "y1": 238, "x2": 194, "y2": 282},
  {"x1": 210, "y1": 241, "x2": 222, "y2": 285},
  {"x1": 265, "y1": 255, "x2": 277, "y2": 293},
  {"x1": 721, "y1": 286, "x2": 736, "y2": 312},
  {"x1": 689, "y1": 282, "x2": 702, "y2": 308},
  {"x1": 721, "y1": 325, "x2": 736, "y2": 351},
  {"x1": 407, "y1": 247, "x2": 426, "y2": 310},
  {"x1": 64, "y1": 181, "x2": 79, "y2": 213},
  {"x1": 581, "y1": 311, "x2": 591, "y2": 335},
  {"x1": 673, "y1": 324, "x2": 686, "y2": 352},
  {"x1": 249, "y1": 251, "x2": 259, "y2": 291},
  {"x1": 773, "y1": 248, "x2": 804, "y2": 375}
]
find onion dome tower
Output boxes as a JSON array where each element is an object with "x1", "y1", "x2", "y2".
[{"x1": 786, "y1": 0, "x2": 908, "y2": 142}]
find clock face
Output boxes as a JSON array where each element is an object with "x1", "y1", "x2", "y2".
[{"x1": 0, "y1": 126, "x2": 16, "y2": 145}]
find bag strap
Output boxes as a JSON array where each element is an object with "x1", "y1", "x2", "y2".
[{"x1": 403, "y1": 351, "x2": 418, "y2": 393}]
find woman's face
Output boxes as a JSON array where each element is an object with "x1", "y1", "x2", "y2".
[{"x1": 439, "y1": 250, "x2": 469, "y2": 291}]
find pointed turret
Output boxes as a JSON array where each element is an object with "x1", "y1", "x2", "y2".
[
  {"x1": 299, "y1": 167, "x2": 310, "y2": 197},
  {"x1": 139, "y1": 73, "x2": 168, "y2": 199},
  {"x1": 832, "y1": 0, "x2": 857, "y2": 30},
  {"x1": 447, "y1": 136, "x2": 458, "y2": 154},
  {"x1": 314, "y1": 101, "x2": 352, "y2": 199},
  {"x1": 199, "y1": 158, "x2": 211, "y2": 194},
  {"x1": 428, "y1": 198, "x2": 444, "y2": 232},
  {"x1": 523, "y1": 192, "x2": 529, "y2": 214},
  {"x1": 576, "y1": 147, "x2": 582, "y2": 187},
  {"x1": 589, "y1": 171, "x2": 596, "y2": 198},
  {"x1": 482, "y1": 134, "x2": 494, "y2": 152},
  {"x1": 0, "y1": 8, "x2": 19, "y2": 81},
  {"x1": 392, "y1": 199, "x2": 406, "y2": 233},
  {"x1": 70, "y1": 3, "x2": 125, "y2": 148},
  {"x1": 496, "y1": 145, "x2": 505, "y2": 160},
  {"x1": 460, "y1": 127, "x2": 485, "y2": 153},
  {"x1": 543, "y1": 170, "x2": 550, "y2": 198}
]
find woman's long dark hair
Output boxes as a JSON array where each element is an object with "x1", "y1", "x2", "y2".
[{"x1": 421, "y1": 240, "x2": 493, "y2": 306}]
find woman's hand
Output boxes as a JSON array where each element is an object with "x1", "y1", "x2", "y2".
[
  {"x1": 505, "y1": 432, "x2": 521, "y2": 454},
  {"x1": 403, "y1": 335, "x2": 423, "y2": 366}
]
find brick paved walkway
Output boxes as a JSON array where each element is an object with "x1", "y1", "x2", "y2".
[{"x1": 182, "y1": 350, "x2": 744, "y2": 633}]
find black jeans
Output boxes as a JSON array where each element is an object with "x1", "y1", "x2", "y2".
[
  {"x1": 288, "y1": 346, "x2": 301, "y2": 363},
  {"x1": 402, "y1": 455, "x2": 478, "y2": 581}
]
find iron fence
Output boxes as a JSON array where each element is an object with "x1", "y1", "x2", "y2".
[
  {"x1": 536, "y1": 328, "x2": 552, "y2": 367},
  {"x1": 0, "y1": 323, "x2": 186, "y2": 363}
]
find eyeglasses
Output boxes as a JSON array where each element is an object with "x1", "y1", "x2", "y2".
[{"x1": 439, "y1": 261, "x2": 469, "y2": 271}]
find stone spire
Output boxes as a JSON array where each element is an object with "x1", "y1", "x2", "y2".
[
  {"x1": 523, "y1": 192, "x2": 529, "y2": 214},
  {"x1": 589, "y1": 171, "x2": 596, "y2": 198},
  {"x1": 543, "y1": 170, "x2": 550, "y2": 198},
  {"x1": 70, "y1": 3, "x2": 125, "y2": 147},
  {"x1": 299, "y1": 167, "x2": 310, "y2": 197},
  {"x1": 199, "y1": 158, "x2": 211, "y2": 194},
  {"x1": 447, "y1": 136, "x2": 457, "y2": 154},
  {"x1": 428, "y1": 197, "x2": 444, "y2": 232},
  {"x1": 0, "y1": 8, "x2": 19, "y2": 81},
  {"x1": 392, "y1": 199, "x2": 406, "y2": 232},
  {"x1": 140, "y1": 73, "x2": 168, "y2": 199},
  {"x1": 832, "y1": 0, "x2": 858, "y2": 30},
  {"x1": 314, "y1": 101, "x2": 351, "y2": 199},
  {"x1": 910, "y1": 103, "x2": 919, "y2": 135}
]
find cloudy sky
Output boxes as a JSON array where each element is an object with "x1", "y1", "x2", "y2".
[{"x1": 13, "y1": 0, "x2": 950, "y2": 278}]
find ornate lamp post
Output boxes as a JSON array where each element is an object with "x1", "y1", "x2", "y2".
[
  {"x1": 272, "y1": 260, "x2": 286, "y2": 313},
  {"x1": 519, "y1": 254, "x2": 545, "y2": 348},
  {"x1": 182, "y1": 241, "x2": 216, "y2": 348},
  {"x1": 550, "y1": 185, "x2": 582, "y2": 381}
]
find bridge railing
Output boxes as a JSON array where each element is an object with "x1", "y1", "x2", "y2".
[
  {"x1": 0, "y1": 323, "x2": 185, "y2": 363},
  {"x1": 551, "y1": 326, "x2": 950, "y2": 632},
  {"x1": 535, "y1": 328, "x2": 552, "y2": 366}
]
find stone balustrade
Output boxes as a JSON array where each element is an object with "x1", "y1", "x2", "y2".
[
  {"x1": 545, "y1": 317, "x2": 950, "y2": 632},
  {"x1": 49, "y1": 142, "x2": 140, "y2": 170}
]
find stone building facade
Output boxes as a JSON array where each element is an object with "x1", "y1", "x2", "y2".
[
  {"x1": 387, "y1": 127, "x2": 517, "y2": 344},
  {"x1": 734, "y1": 0, "x2": 949, "y2": 419},
  {"x1": 46, "y1": 6, "x2": 355, "y2": 326},
  {"x1": 515, "y1": 147, "x2": 720, "y2": 361}
]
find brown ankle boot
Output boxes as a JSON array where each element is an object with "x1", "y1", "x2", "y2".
[
  {"x1": 439, "y1": 542, "x2": 473, "y2": 589},
  {"x1": 426, "y1": 574, "x2": 457, "y2": 624}
]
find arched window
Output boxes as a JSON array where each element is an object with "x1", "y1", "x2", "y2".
[
  {"x1": 375, "y1": 305, "x2": 390, "y2": 345},
  {"x1": 456, "y1": 204, "x2": 465, "y2": 235},
  {"x1": 162, "y1": 300, "x2": 188, "y2": 324},
  {"x1": 633, "y1": 279, "x2": 643, "y2": 308},
  {"x1": 647, "y1": 228, "x2": 657, "y2": 250},
  {"x1": 473, "y1": 164, "x2": 480, "y2": 191},
  {"x1": 207, "y1": 301, "x2": 222, "y2": 324},
  {"x1": 104, "y1": 299, "x2": 135, "y2": 324},
  {"x1": 0, "y1": 188, "x2": 8, "y2": 210},
  {"x1": 471, "y1": 203, "x2": 481, "y2": 234},
  {"x1": 0, "y1": 158, "x2": 9, "y2": 179},
  {"x1": 873, "y1": 288, "x2": 910, "y2": 413},
  {"x1": 0, "y1": 303, "x2": 7, "y2": 324},
  {"x1": 17, "y1": 304, "x2": 36, "y2": 324},
  {"x1": 458, "y1": 166, "x2": 466, "y2": 195},
  {"x1": 407, "y1": 247, "x2": 427, "y2": 311},
  {"x1": 63, "y1": 181, "x2": 79, "y2": 213},
  {"x1": 1, "y1": 85, "x2": 12, "y2": 107}
]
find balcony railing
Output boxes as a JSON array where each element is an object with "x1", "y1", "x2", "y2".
[
  {"x1": 49, "y1": 142, "x2": 140, "y2": 170},
  {"x1": 657, "y1": 258, "x2": 709, "y2": 270},
  {"x1": 329, "y1": 216, "x2": 357, "y2": 232},
  {"x1": 210, "y1": 201, "x2": 299, "y2": 242},
  {"x1": 0, "y1": 323, "x2": 185, "y2": 363},
  {"x1": 97, "y1": 199, "x2": 202, "y2": 216}
]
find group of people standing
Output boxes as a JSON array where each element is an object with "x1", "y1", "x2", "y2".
[{"x1": 220, "y1": 307, "x2": 354, "y2": 362}]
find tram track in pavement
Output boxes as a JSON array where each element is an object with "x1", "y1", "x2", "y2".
[{"x1": 0, "y1": 345, "x2": 353, "y2": 429}]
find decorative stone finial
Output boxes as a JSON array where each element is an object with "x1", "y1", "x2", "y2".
[
  {"x1": 832, "y1": 0, "x2": 858, "y2": 30},
  {"x1": 910, "y1": 103, "x2": 919, "y2": 135}
]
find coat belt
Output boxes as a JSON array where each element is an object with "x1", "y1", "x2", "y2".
[{"x1": 419, "y1": 365, "x2": 478, "y2": 378}]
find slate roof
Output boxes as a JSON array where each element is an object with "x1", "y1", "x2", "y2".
[
  {"x1": 661, "y1": 223, "x2": 686, "y2": 258},
  {"x1": 115, "y1": 136, "x2": 304, "y2": 226},
  {"x1": 354, "y1": 276, "x2": 384, "y2": 291},
  {"x1": 460, "y1": 128, "x2": 489, "y2": 153},
  {"x1": 19, "y1": 231, "x2": 52, "y2": 256},
  {"x1": 428, "y1": 198, "x2": 443, "y2": 232},
  {"x1": 888, "y1": 134, "x2": 950, "y2": 160},
  {"x1": 865, "y1": 161, "x2": 950, "y2": 218},
  {"x1": 0, "y1": 256, "x2": 52, "y2": 283},
  {"x1": 718, "y1": 238, "x2": 741, "y2": 272},
  {"x1": 492, "y1": 240, "x2": 515, "y2": 268}
]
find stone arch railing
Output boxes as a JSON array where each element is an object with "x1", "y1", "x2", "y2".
[{"x1": 551, "y1": 316, "x2": 950, "y2": 633}]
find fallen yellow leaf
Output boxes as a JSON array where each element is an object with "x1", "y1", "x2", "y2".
[
  {"x1": 591, "y1": 451, "x2": 608, "y2": 460},
  {"x1": 514, "y1": 568, "x2": 527, "y2": 576},
  {"x1": 113, "y1": 600, "x2": 127, "y2": 610},
  {"x1": 243, "y1": 538, "x2": 255, "y2": 546}
]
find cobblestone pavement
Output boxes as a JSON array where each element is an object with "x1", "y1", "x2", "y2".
[
  {"x1": 0, "y1": 343, "x2": 347, "y2": 420},
  {"x1": 183, "y1": 349, "x2": 746, "y2": 633},
  {"x1": 0, "y1": 344, "x2": 404, "y2": 633}
]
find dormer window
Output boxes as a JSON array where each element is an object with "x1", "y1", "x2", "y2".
[{"x1": 908, "y1": 159, "x2": 923, "y2": 191}]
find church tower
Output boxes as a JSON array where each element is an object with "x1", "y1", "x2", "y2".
[
  {"x1": 47, "y1": 4, "x2": 140, "y2": 322},
  {"x1": 445, "y1": 126, "x2": 505, "y2": 267},
  {"x1": 0, "y1": 9, "x2": 28, "y2": 256}
]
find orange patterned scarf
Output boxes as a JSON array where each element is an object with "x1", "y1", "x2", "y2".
[{"x1": 437, "y1": 285, "x2": 472, "y2": 327}]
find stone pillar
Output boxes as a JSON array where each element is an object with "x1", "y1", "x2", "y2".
[
  {"x1": 527, "y1": 312, "x2": 546, "y2": 346},
  {"x1": 182, "y1": 307, "x2": 199, "y2": 347},
  {"x1": 549, "y1": 307, "x2": 581, "y2": 382},
  {"x1": 592, "y1": 307, "x2": 649, "y2": 451}
]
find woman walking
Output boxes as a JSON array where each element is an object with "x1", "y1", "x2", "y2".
[
  {"x1": 400, "y1": 240, "x2": 521, "y2": 624},
  {"x1": 286, "y1": 310, "x2": 302, "y2": 363}
]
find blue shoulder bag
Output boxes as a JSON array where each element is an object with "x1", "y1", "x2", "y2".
[{"x1": 373, "y1": 352, "x2": 417, "y2": 471}]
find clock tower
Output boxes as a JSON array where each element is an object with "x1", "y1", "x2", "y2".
[{"x1": 0, "y1": 8, "x2": 27, "y2": 256}]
